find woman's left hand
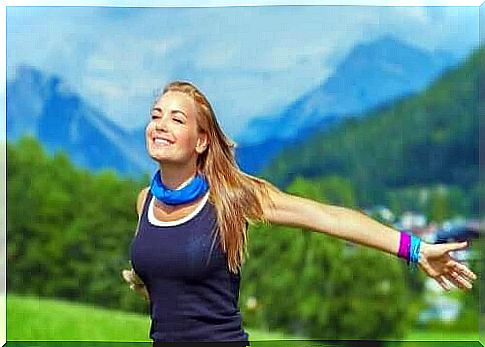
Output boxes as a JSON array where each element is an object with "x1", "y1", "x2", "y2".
[
  {"x1": 122, "y1": 268, "x2": 150, "y2": 300},
  {"x1": 418, "y1": 241, "x2": 477, "y2": 291}
]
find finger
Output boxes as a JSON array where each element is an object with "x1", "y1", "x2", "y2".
[
  {"x1": 443, "y1": 241, "x2": 469, "y2": 253},
  {"x1": 450, "y1": 272, "x2": 472, "y2": 290},
  {"x1": 445, "y1": 272, "x2": 472, "y2": 290},
  {"x1": 133, "y1": 285, "x2": 144, "y2": 293},
  {"x1": 131, "y1": 271, "x2": 144, "y2": 285},
  {"x1": 131, "y1": 283, "x2": 146, "y2": 293},
  {"x1": 451, "y1": 262, "x2": 477, "y2": 281},
  {"x1": 122, "y1": 269, "x2": 134, "y2": 283},
  {"x1": 435, "y1": 276, "x2": 451, "y2": 291}
]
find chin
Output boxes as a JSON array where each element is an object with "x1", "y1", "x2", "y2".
[
  {"x1": 149, "y1": 154, "x2": 172, "y2": 163},
  {"x1": 149, "y1": 154, "x2": 182, "y2": 165}
]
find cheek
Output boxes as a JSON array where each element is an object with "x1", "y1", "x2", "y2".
[
  {"x1": 176, "y1": 127, "x2": 198, "y2": 147},
  {"x1": 145, "y1": 124, "x2": 155, "y2": 147},
  {"x1": 145, "y1": 123, "x2": 152, "y2": 136},
  {"x1": 188, "y1": 130, "x2": 201, "y2": 149}
]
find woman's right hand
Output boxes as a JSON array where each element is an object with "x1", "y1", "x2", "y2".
[
  {"x1": 418, "y1": 241, "x2": 477, "y2": 291},
  {"x1": 122, "y1": 268, "x2": 150, "y2": 300}
]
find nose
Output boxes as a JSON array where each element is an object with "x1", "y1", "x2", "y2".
[{"x1": 155, "y1": 115, "x2": 168, "y2": 131}]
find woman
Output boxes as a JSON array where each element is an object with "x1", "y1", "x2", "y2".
[{"x1": 123, "y1": 81, "x2": 477, "y2": 345}]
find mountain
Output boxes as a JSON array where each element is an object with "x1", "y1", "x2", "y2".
[
  {"x1": 7, "y1": 66, "x2": 154, "y2": 177},
  {"x1": 6, "y1": 35, "x2": 458, "y2": 177},
  {"x1": 235, "y1": 35, "x2": 456, "y2": 173},
  {"x1": 263, "y1": 46, "x2": 481, "y2": 205}
]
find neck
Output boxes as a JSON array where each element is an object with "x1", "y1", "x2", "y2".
[{"x1": 159, "y1": 162, "x2": 198, "y2": 190}]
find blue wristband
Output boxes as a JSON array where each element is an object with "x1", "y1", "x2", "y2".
[{"x1": 409, "y1": 235, "x2": 421, "y2": 269}]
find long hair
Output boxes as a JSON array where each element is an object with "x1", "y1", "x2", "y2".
[{"x1": 156, "y1": 81, "x2": 275, "y2": 273}]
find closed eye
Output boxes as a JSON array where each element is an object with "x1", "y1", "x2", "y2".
[{"x1": 150, "y1": 111, "x2": 161, "y2": 120}]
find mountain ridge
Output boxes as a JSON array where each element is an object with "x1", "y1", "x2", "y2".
[
  {"x1": 262, "y1": 46, "x2": 481, "y2": 206},
  {"x1": 235, "y1": 35, "x2": 457, "y2": 173},
  {"x1": 7, "y1": 36, "x2": 459, "y2": 178},
  {"x1": 7, "y1": 65, "x2": 153, "y2": 177}
]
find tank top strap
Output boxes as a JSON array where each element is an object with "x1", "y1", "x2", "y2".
[
  {"x1": 135, "y1": 188, "x2": 153, "y2": 236},
  {"x1": 141, "y1": 189, "x2": 153, "y2": 220}
]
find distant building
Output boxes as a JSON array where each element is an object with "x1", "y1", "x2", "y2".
[
  {"x1": 418, "y1": 295, "x2": 462, "y2": 323},
  {"x1": 393, "y1": 211, "x2": 427, "y2": 234},
  {"x1": 364, "y1": 205, "x2": 395, "y2": 223},
  {"x1": 435, "y1": 220, "x2": 481, "y2": 243}
]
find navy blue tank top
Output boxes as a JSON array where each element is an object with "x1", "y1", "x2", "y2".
[{"x1": 130, "y1": 190, "x2": 250, "y2": 344}]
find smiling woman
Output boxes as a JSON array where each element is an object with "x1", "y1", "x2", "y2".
[
  {"x1": 146, "y1": 91, "x2": 207, "y2": 168},
  {"x1": 123, "y1": 80, "x2": 477, "y2": 346}
]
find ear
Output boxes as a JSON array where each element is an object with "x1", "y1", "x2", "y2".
[{"x1": 195, "y1": 132, "x2": 209, "y2": 154}]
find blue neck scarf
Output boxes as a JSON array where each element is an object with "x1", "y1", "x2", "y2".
[{"x1": 150, "y1": 170, "x2": 209, "y2": 206}]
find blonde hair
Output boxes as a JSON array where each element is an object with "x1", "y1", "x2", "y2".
[{"x1": 156, "y1": 81, "x2": 275, "y2": 273}]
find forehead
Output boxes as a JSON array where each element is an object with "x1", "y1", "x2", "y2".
[{"x1": 154, "y1": 91, "x2": 197, "y2": 114}]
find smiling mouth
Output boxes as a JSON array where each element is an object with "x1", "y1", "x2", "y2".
[
  {"x1": 153, "y1": 138, "x2": 172, "y2": 146},
  {"x1": 152, "y1": 135, "x2": 175, "y2": 147}
]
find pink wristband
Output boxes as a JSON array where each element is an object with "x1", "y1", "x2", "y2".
[{"x1": 397, "y1": 232, "x2": 411, "y2": 261}]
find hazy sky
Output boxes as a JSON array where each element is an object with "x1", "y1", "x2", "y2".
[{"x1": 6, "y1": 3, "x2": 480, "y2": 138}]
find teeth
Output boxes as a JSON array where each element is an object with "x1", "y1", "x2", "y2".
[{"x1": 154, "y1": 138, "x2": 171, "y2": 145}]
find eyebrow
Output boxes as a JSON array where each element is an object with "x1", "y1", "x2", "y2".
[
  {"x1": 151, "y1": 107, "x2": 187, "y2": 118},
  {"x1": 171, "y1": 109, "x2": 187, "y2": 117}
]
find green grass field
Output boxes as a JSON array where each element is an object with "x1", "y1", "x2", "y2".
[
  {"x1": 7, "y1": 294, "x2": 479, "y2": 343},
  {"x1": 7, "y1": 294, "x2": 292, "y2": 341}
]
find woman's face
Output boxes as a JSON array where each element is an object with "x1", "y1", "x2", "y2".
[{"x1": 146, "y1": 91, "x2": 207, "y2": 166}]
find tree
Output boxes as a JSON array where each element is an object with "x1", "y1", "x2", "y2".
[{"x1": 241, "y1": 176, "x2": 422, "y2": 341}]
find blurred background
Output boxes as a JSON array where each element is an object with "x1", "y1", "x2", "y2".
[{"x1": 5, "y1": 3, "x2": 483, "y2": 346}]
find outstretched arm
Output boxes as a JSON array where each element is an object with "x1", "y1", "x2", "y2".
[{"x1": 261, "y1": 186, "x2": 477, "y2": 291}]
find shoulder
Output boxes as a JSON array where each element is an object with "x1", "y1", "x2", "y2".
[{"x1": 136, "y1": 187, "x2": 150, "y2": 217}]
